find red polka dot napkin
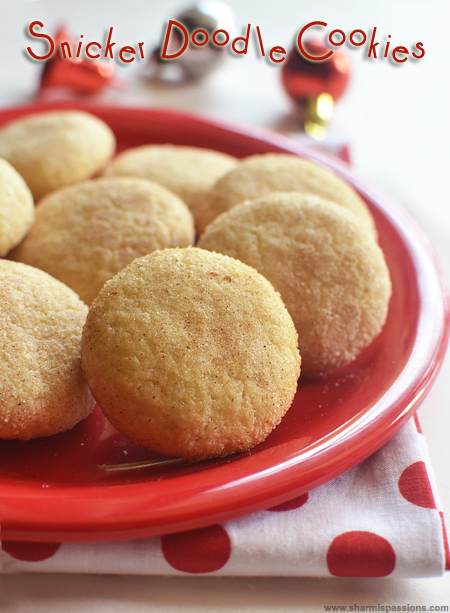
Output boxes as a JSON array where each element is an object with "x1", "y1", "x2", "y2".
[{"x1": 1, "y1": 416, "x2": 448, "y2": 577}]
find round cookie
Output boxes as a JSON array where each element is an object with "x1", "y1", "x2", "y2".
[
  {"x1": 10, "y1": 177, "x2": 195, "y2": 305},
  {"x1": 198, "y1": 192, "x2": 391, "y2": 375},
  {"x1": 0, "y1": 157, "x2": 34, "y2": 256},
  {"x1": 196, "y1": 153, "x2": 376, "y2": 235},
  {"x1": 81, "y1": 248, "x2": 301, "y2": 459},
  {"x1": 103, "y1": 144, "x2": 238, "y2": 225},
  {"x1": 0, "y1": 110, "x2": 116, "y2": 201},
  {"x1": 0, "y1": 260, "x2": 95, "y2": 440}
]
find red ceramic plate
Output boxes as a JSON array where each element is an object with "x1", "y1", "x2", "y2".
[{"x1": 0, "y1": 102, "x2": 448, "y2": 543}]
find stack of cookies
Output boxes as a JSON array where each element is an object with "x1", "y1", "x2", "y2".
[{"x1": 0, "y1": 109, "x2": 391, "y2": 460}]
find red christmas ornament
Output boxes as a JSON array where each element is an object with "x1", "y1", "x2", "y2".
[
  {"x1": 38, "y1": 26, "x2": 117, "y2": 97},
  {"x1": 281, "y1": 40, "x2": 350, "y2": 103},
  {"x1": 281, "y1": 40, "x2": 351, "y2": 138}
]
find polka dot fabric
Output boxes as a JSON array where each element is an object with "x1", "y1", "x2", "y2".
[{"x1": 0, "y1": 418, "x2": 448, "y2": 577}]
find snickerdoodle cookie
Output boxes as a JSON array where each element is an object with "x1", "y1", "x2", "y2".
[
  {"x1": 10, "y1": 177, "x2": 195, "y2": 305},
  {"x1": 0, "y1": 157, "x2": 34, "y2": 256},
  {"x1": 81, "y1": 248, "x2": 301, "y2": 459},
  {"x1": 198, "y1": 192, "x2": 391, "y2": 375},
  {"x1": 0, "y1": 110, "x2": 115, "y2": 200},
  {"x1": 196, "y1": 153, "x2": 376, "y2": 235},
  {"x1": 0, "y1": 260, "x2": 94, "y2": 440},
  {"x1": 103, "y1": 144, "x2": 237, "y2": 225}
]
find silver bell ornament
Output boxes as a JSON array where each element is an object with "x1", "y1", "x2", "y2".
[{"x1": 148, "y1": 1, "x2": 236, "y2": 81}]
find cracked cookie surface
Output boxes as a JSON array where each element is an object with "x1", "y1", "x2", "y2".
[
  {"x1": 103, "y1": 144, "x2": 237, "y2": 228},
  {"x1": 198, "y1": 192, "x2": 391, "y2": 375},
  {"x1": 0, "y1": 260, "x2": 94, "y2": 440},
  {"x1": 196, "y1": 153, "x2": 376, "y2": 235},
  {"x1": 0, "y1": 157, "x2": 34, "y2": 256},
  {"x1": 81, "y1": 247, "x2": 300, "y2": 459},
  {"x1": 10, "y1": 177, "x2": 195, "y2": 305},
  {"x1": 0, "y1": 110, "x2": 115, "y2": 201}
]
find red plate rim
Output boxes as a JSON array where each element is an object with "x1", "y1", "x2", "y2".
[{"x1": 0, "y1": 101, "x2": 448, "y2": 543}]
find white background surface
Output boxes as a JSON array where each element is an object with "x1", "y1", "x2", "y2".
[{"x1": 1, "y1": 0, "x2": 449, "y2": 610}]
